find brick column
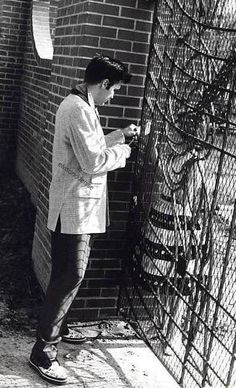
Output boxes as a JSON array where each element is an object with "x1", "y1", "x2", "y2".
[
  {"x1": 16, "y1": 0, "x2": 58, "y2": 203},
  {"x1": 0, "y1": 0, "x2": 30, "y2": 167}
]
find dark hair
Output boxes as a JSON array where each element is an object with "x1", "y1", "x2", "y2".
[{"x1": 84, "y1": 54, "x2": 131, "y2": 88}]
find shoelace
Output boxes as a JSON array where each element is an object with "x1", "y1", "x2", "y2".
[
  {"x1": 43, "y1": 344, "x2": 58, "y2": 361},
  {"x1": 42, "y1": 360, "x2": 65, "y2": 377}
]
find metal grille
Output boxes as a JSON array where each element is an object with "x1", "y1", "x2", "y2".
[{"x1": 119, "y1": 1, "x2": 236, "y2": 387}]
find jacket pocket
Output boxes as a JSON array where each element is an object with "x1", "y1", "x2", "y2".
[
  {"x1": 90, "y1": 174, "x2": 105, "y2": 184},
  {"x1": 72, "y1": 173, "x2": 106, "y2": 198},
  {"x1": 72, "y1": 182, "x2": 104, "y2": 198}
]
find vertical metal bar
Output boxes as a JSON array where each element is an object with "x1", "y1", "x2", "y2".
[
  {"x1": 201, "y1": 68, "x2": 236, "y2": 387},
  {"x1": 226, "y1": 323, "x2": 236, "y2": 386}
]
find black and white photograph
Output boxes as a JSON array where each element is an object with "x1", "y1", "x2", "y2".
[{"x1": 0, "y1": 1, "x2": 236, "y2": 387}]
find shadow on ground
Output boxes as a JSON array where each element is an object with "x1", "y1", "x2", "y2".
[
  {"x1": 0, "y1": 167, "x2": 42, "y2": 337},
  {"x1": 0, "y1": 332, "x2": 179, "y2": 388}
]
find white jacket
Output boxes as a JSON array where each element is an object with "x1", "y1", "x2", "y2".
[{"x1": 47, "y1": 86, "x2": 129, "y2": 234}]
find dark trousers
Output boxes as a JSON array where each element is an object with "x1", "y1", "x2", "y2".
[{"x1": 37, "y1": 217, "x2": 94, "y2": 344}]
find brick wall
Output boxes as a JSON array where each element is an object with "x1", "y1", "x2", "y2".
[
  {"x1": 0, "y1": 0, "x2": 30, "y2": 167},
  {"x1": 17, "y1": 0, "x2": 154, "y2": 320},
  {"x1": 16, "y1": 0, "x2": 59, "y2": 204}
]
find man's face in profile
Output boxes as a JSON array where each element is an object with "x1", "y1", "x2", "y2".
[{"x1": 95, "y1": 81, "x2": 121, "y2": 106}]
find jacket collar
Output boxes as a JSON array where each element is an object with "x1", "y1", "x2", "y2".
[
  {"x1": 71, "y1": 83, "x2": 99, "y2": 118},
  {"x1": 70, "y1": 83, "x2": 95, "y2": 109}
]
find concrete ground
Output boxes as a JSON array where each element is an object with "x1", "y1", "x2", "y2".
[{"x1": 0, "y1": 330, "x2": 180, "y2": 388}]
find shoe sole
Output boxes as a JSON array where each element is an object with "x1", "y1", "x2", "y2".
[
  {"x1": 61, "y1": 336, "x2": 86, "y2": 344},
  {"x1": 29, "y1": 360, "x2": 67, "y2": 385}
]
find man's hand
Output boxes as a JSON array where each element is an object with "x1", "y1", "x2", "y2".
[
  {"x1": 122, "y1": 124, "x2": 141, "y2": 138},
  {"x1": 121, "y1": 144, "x2": 132, "y2": 158}
]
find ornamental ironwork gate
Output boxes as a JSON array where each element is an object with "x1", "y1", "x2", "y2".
[{"x1": 119, "y1": 1, "x2": 236, "y2": 387}]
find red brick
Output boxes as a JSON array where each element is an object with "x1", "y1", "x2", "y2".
[
  {"x1": 70, "y1": 299, "x2": 85, "y2": 309},
  {"x1": 82, "y1": 24, "x2": 117, "y2": 38},
  {"x1": 99, "y1": 308, "x2": 117, "y2": 318},
  {"x1": 137, "y1": 0, "x2": 155, "y2": 9},
  {"x1": 116, "y1": 51, "x2": 147, "y2": 65},
  {"x1": 90, "y1": 259, "x2": 121, "y2": 269},
  {"x1": 121, "y1": 7, "x2": 153, "y2": 21},
  {"x1": 133, "y1": 41, "x2": 150, "y2": 54},
  {"x1": 112, "y1": 95, "x2": 140, "y2": 107},
  {"x1": 106, "y1": 0, "x2": 136, "y2": 6},
  {"x1": 88, "y1": 279, "x2": 117, "y2": 288},
  {"x1": 87, "y1": 298, "x2": 116, "y2": 308},
  {"x1": 98, "y1": 106, "x2": 124, "y2": 117},
  {"x1": 69, "y1": 309, "x2": 99, "y2": 321},
  {"x1": 129, "y1": 74, "x2": 145, "y2": 86},
  {"x1": 124, "y1": 107, "x2": 142, "y2": 118},
  {"x1": 79, "y1": 288, "x2": 101, "y2": 297},
  {"x1": 130, "y1": 63, "x2": 147, "y2": 74},
  {"x1": 118, "y1": 29, "x2": 150, "y2": 43},
  {"x1": 136, "y1": 20, "x2": 153, "y2": 32},
  {"x1": 86, "y1": 269, "x2": 105, "y2": 279},
  {"x1": 103, "y1": 15, "x2": 135, "y2": 29},
  {"x1": 101, "y1": 288, "x2": 119, "y2": 297},
  {"x1": 100, "y1": 38, "x2": 131, "y2": 51},
  {"x1": 88, "y1": 2, "x2": 120, "y2": 16}
]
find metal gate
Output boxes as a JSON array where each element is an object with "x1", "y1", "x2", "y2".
[{"x1": 119, "y1": 1, "x2": 236, "y2": 387}]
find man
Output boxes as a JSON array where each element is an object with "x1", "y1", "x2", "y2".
[{"x1": 29, "y1": 55, "x2": 139, "y2": 384}]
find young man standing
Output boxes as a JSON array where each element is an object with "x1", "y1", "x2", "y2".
[{"x1": 29, "y1": 55, "x2": 139, "y2": 384}]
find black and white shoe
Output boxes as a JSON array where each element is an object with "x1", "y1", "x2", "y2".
[
  {"x1": 62, "y1": 327, "x2": 86, "y2": 344},
  {"x1": 29, "y1": 358, "x2": 68, "y2": 385}
]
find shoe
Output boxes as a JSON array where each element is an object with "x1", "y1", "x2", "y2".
[
  {"x1": 29, "y1": 358, "x2": 68, "y2": 385},
  {"x1": 30, "y1": 341, "x2": 67, "y2": 385},
  {"x1": 62, "y1": 327, "x2": 86, "y2": 344}
]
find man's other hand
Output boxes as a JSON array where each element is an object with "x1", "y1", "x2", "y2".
[
  {"x1": 121, "y1": 144, "x2": 132, "y2": 158},
  {"x1": 122, "y1": 124, "x2": 140, "y2": 138}
]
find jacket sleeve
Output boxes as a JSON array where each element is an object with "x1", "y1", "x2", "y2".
[
  {"x1": 67, "y1": 105, "x2": 129, "y2": 174},
  {"x1": 105, "y1": 129, "x2": 125, "y2": 147}
]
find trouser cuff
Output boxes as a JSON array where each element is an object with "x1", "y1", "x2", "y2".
[{"x1": 37, "y1": 333, "x2": 62, "y2": 345}]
